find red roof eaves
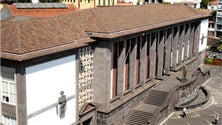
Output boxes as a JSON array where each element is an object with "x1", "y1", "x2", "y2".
[
  {"x1": 7, "y1": 4, "x2": 77, "y2": 17},
  {"x1": 0, "y1": 38, "x2": 95, "y2": 61}
]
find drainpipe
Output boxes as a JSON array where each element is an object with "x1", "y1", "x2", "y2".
[{"x1": 78, "y1": 0, "x2": 80, "y2": 10}]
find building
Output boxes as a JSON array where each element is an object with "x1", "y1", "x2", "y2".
[
  {"x1": 0, "y1": 3, "x2": 77, "y2": 18},
  {"x1": 216, "y1": 0, "x2": 222, "y2": 37},
  {"x1": 1, "y1": 4, "x2": 209, "y2": 125},
  {"x1": 207, "y1": 0, "x2": 217, "y2": 38},
  {"x1": 208, "y1": 0, "x2": 217, "y2": 11},
  {"x1": 61, "y1": 0, "x2": 117, "y2": 9}
]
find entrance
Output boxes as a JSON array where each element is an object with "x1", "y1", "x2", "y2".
[{"x1": 83, "y1": 117, "x2": 92, "y2": 125}]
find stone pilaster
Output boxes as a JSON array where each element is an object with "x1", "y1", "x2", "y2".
[
  {"x1": 156, "y1": 30, "x2": 164, "y2": 78},
  {"x1": 117, "y1": 41, "x2": 125, "y2": 99},
  {"x1": 164, "y1": 28, "x2": 172, "y2": 75},
  {"x1": 178, "y1": 25, "x2": 185, "y2": 65},
  {"x1": 184, "y1": 24, "x2": 190, "y2": 60},
  {"x1": 140, "y1": 35, "x2": 147, "y2": 85},
  {"x1": 171, "y1": 27, "x2": 178, "y2": 70},
  {"x1": 189, "y1": 23, "x2": 195, "y2": 58},
  {"x1": 93, "y1": 41, "x2": 112, "y2": 112},
  {"x1": 193, "y1": 22, "x2": 201, "y2": 56},
  {"x1": 16, "y1": 64, "x2": 27, "y2": 125},
  {"x1": 129, "y1": 38, "x2": 136, "y2": 92},
  {"x1": 149, "y1": 32, "x2": 157, "y2": 79}
]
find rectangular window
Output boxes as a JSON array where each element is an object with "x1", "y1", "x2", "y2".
[
  {"x1": 1, "y1": 67, "x2": 16, "y2": 105},
  {"x1": 124, "y1": 40, "x2": 130, "y2": 91},
  {"x1": 155, "y1": 32, "x2": 159, "y2": 77},
  {"x1": 145, "y1": 34, "x2": 150, "y2": 79},
  {"x1": 112, "y1": 43, "x2": 118, "y2": 98},
  {"x1": 136, "y1": 37, "x2": 140, "y2": 85},
  {"x1": 2, "y1": 115, "x2": 16, "y2": 125}
]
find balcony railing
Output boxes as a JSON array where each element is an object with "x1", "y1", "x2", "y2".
[{"x1": 216, "y1": 21, "x2": 222, "y2": 24}]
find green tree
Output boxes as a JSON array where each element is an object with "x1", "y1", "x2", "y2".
[
  {"x1": 201, "y1": 0, "x2": 212, "y2": 9},
  {"x1": 210, "y1": 10, "x2": 217, "y2": 21}
]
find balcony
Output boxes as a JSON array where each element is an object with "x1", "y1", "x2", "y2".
[{"x1": 217, "y1": 12, "x2": 222, "y2": 17}]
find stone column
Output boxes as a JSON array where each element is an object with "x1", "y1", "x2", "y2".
[
  {"x1": 189, "y1": 23, "x2": 195, "y2": 58},
  {"x1": 193, "y1": 22, "x2": 201, "y2": 56},
  {"x1": 129, "y1": 38, "x2": 136, "y2": 92},
  {"x1": 164, "y1": 28, "x2": 172, "y2": 75},
  {"x1": 184, "y1": 24, "x2": 190, "y2": 60},
  {"x1": 178, "y1": 25, "x2": 185, "y2": 65},
  {"x1": 16, "y1": 64, "x2": 27, "y2": 125},
  {"x1": 156, "y1": 30, "x2": 165, "y2": 78},
  {"x1": 93, "y1": 41, "x2": 112, "y2": 112},
  {"x1": 149, "y1": 32, "x2": 157, "y2": 79},
  {"x1": 140, "y1": 35, "x2": 147, "y2": 85},
  {"x1": 171, "y1": 26, "x2": 179, "y2": 70},
  {"x1": 117, "y1": 41, "x2": 125, "y2": 99}
]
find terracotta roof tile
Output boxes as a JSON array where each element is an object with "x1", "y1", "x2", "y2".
[
  {"x1": 0, "y1": 4, "x2": 210, "y2": 61},
  {"x1": 7, "y1": 3, "x2": 77, "y2": 17},
  {"x1": 209, "y1": 0, "x2": 218, "y2": 5},
  {"x1": 88, "y1": 4, "x2": 209, "y2": 35}
]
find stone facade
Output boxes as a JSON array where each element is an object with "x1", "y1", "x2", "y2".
[{"x1": 92, "y1": 21, "x2": 205, "y2": 125}]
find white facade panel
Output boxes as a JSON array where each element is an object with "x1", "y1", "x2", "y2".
[
  {"x1": 25, "y1": 55, "x2": 77, "y2": 125},
  {"x1": 199, "y1": 19, "x2": 209, "y2": 52}
]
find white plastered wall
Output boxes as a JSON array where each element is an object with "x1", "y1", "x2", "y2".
[
  {"x1": 25, "y1": 55, "x2": 77, "y2": 125},
  {"x1": 199, "y1": 19, "x2": 209, "y2": 52}
]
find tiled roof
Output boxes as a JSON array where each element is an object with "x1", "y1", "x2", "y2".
[
  {"x1": 87, "y1": 4, "x2": 210, "y2": 38},
  {"x1": 0, "y1": 4, "x2": 210, "y2": 61},
  {"x1": 7, "y1": 3, "x2": 77, "y2": 17},
  {"x1": 0, "y1": 10, "x2": 98, "y2": 61},
  {"x1": 209, "y1": 0, "x2": 217, "y2": 5},
  {"x1": 179, "y1": 1, "x2": 197, "y2": 5}
]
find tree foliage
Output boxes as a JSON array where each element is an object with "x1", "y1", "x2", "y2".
[
  {"x1": 201, "y1": 0, "x2": 212, "y2": 9},
  {"x1": 210, "y1": 10, "x2": 217, "y2": 21}
]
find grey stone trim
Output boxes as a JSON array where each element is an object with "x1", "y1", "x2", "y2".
[
  {"x1": 16, "y1": 64, "x2": 27, "y2": 125},
  {"x1": 149, "y1": 32, "x2": 157, "y2": 79},
  {"x1": 140, "y1": 35, "x2": 147, "y2": 85},
  {"x1": 189, "y1": 23, "x2": 195, "y2": 58},
  {"x1": 156, "y1": 30, "x2": 165, "y2": 78},
  {"x1": 178, "y1": 25, "x2": 185, "y2": 65},
  {"x1": 129, "y1": 38, "x2": 136, "y2": 92},
  {"x1": 76, "y1": 52, "x2": 80, "y2": 122},
  {"x1": 92, "y1": 41, "x2": 112, "y2": 112},
  {"x1": 171, "y1": 26, "x2": 179, "y2": 70},
  {"x1": 117, "y1": 41, "x2": 125, "y2": 99},
  {"x1": 193, "y1": 22, "x2": 201, "y2": 56},
  {"x1": 164, "y1": 28, "x2": 172, "y2": 75},
  {"x1": 184, "y1": 24, "x2": 190, "y2": 60}
]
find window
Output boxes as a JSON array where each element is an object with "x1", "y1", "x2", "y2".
[
  {"x1": 2, "y1": 115, "x2": 16, "y2": 125},
  {"x1": 112, "y1": 43, "x2": 118, "y2": 98},
  {"x1": 125, "y1": 40, "x2": 130, "y2": 91},
  {"x1": 1, "y1": 67, "x2": 16, "y2": 105}
]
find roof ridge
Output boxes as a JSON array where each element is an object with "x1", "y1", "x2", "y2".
[{"x1": 89, "y1": 9, "x2": 108, "y2": 34}]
